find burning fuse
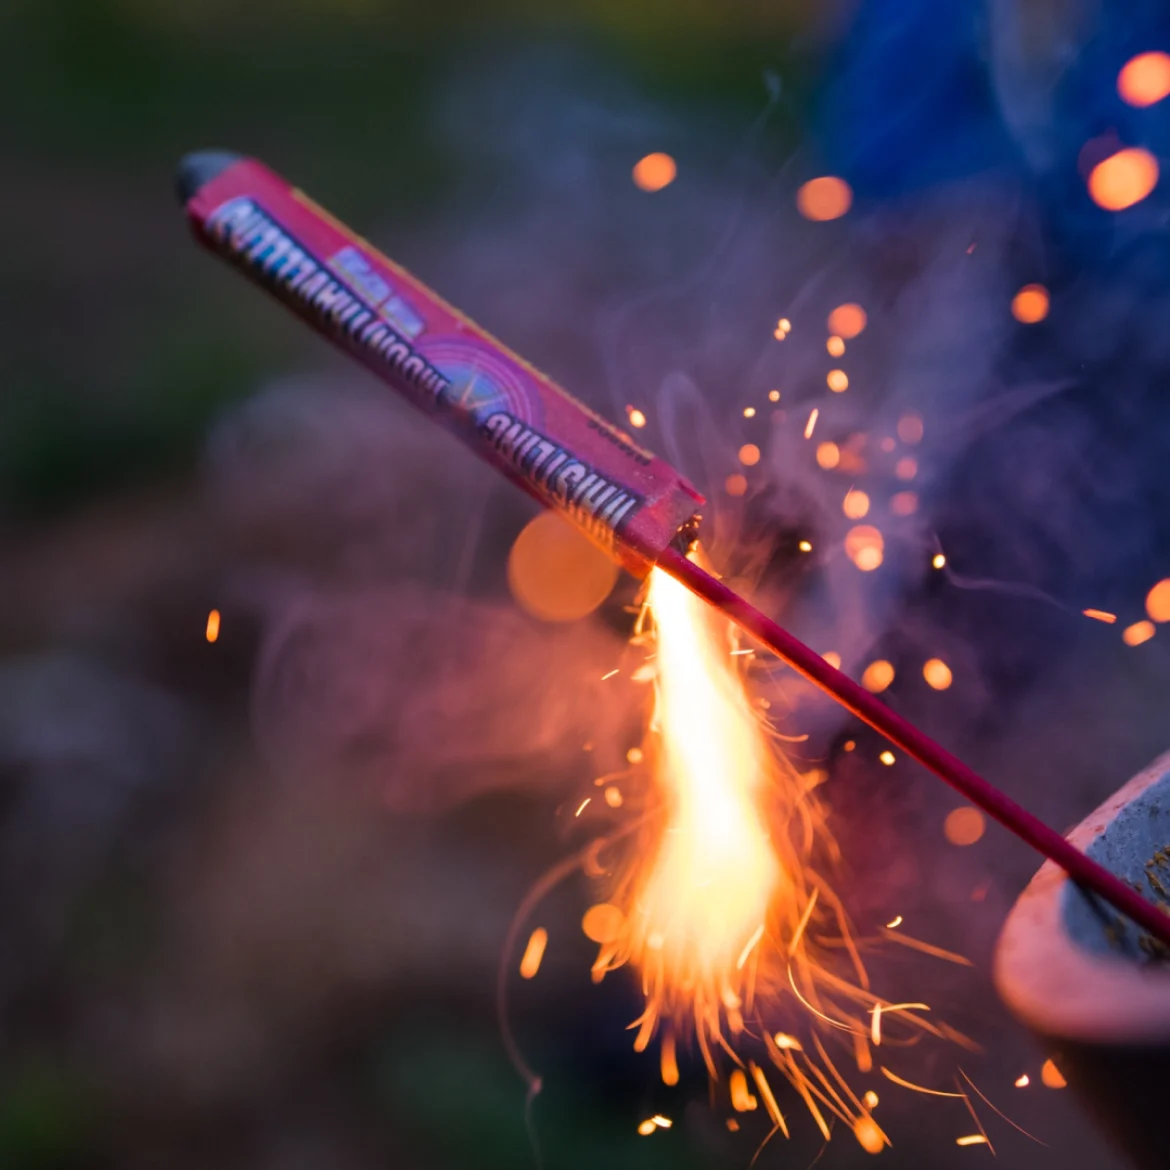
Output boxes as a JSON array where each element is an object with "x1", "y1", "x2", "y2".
[{"x1": 176, "y1": 151, "x2": 703, "y2": 577}]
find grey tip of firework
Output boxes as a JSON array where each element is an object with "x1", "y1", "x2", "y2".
[{"x1": 175, "y1": 150, "x2": 243, "y2": 204}]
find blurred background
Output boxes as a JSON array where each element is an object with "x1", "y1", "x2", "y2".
[{"x1": 4, "y1": 1, "x2": 1170, "y2": 1167}]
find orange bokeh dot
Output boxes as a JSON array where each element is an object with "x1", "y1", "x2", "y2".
[
  {"x1": 843, "y1": 488, "x2": 870, "y2": 519},
  {"x1": 1124, "y1": 619, "x2": 1156, "y2": 646},
  {"x1": 738, "y1": 443, "x2": 761, "y2": 466},
  {"x1": 632, "y1": 152, "x2": 677, "y2": 192},
  {"x1": 890, "y1": 491, "x2": 918, "y2": 516},
  {"x1": 582, "y1": 903, "x2": 625, "y2": 944},
  {"x1": 725, "y1": 473, "x2": 748, "y2": 497},
  {"x1": 895, "y1": 456, "x2": 918, "y2": 481},
  {"x1": 861, "y1": 660, "x2": 895, "y2": 693},
  {"x1": 797, "y1": 176, "x2": 853, "y2": 221},
  {"x1": 845, "y1": 525, "x2": 884, "y2": 571},
  {"x1": 1146, "y1": 578, "x2": 1170, "y2": 622},
  {"x1": 896, "y1": 412, "x2": 924, "y2": 444},
  {"x1": 508, "y1": 511, "x2": 618, "y2": 622},
  {"x1": 1012, "y1": 284, "x2": 1050, "y2": 324},
  {"x1": 1088, "y1": 147, "x2": 1159, "y2": 211},
  {"x1": 827, "y1": 303, "x2": 867, "y2": 338},
  {"x1": 816, "y1": 441, "x2": 840, "y2": 470},
  {"x1": 1118, "y1": 51, "x2": 1170, "y2": 108},
  {"x1": 826, "y1": 335, "x2": 845, "y2": 357},
  {"x1": 944, "y1": 807, "x2": 985, "y2": 846},
  {"x1": 923, "y1": 658, "x2": 953, "y2": 690},
  {"x1": 827, "y1": 369, "x2": 849, "y2": 393}
]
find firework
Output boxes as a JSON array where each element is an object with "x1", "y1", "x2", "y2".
[{"x1": 177, "y1": 151, "x2": 1170, "y2": 953}]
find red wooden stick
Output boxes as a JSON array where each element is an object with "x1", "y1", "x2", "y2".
[{"x1": 657, "y1": 545, "x2": 1170, "y2": 950}]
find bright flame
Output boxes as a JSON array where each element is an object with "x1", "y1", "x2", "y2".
[{"x1": 631, "y1": 564, "x2": 781, "y2": 1002}]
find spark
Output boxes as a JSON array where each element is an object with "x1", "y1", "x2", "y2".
[
  {"x1": 661, "y1": 1033, "x2": 679, "y2": 1085},
  {"x1": 773, "y1": 1033, "x2": 802, "y2": 1050},
  {"x1": 960, "y1": 1069, "x2": 1047, "y2": 1145},
  {"x1": 730, "y1": 1068, "x2": 759, "y2": 1112},
  {"x1": 777, "y1": 317, "x2": 791, "y2": 333},
  {"x1": 744, "y1": 406, "x2": 757, "y2": 418},
  {"x1": 769, "y1": 389, "x2": 781, "y2": 402},
  {"x1": 933, "y1": 553, "x2": 947, "y2": 569},
  {"x1": 787, "y1": 888, "x2": 819, "y2": 957},
  {"x1": 797, "y1": 176, "x2": 852, "y2": 221},
  {"x1": 575, "y1": 798, "x2": 592, "y2": 817},
  {"x1": 737, "y1": 923, "x2": 766, "y2": 969},
  {"x1": 880, "y1": 929, "x2": 973, "y2": 966},
  {"x1": 1015, "y1": 1074, "x2": 1029, "y2": 1088},
  {"x1": 738, "y1": 443, "x2": 761, "y2": 466},
  {"x1": 1083, "y1": 609, "x2": 1116, "y2": 623},
  {"x1": 871, "y1": 1002, "x2": 930, "y2": 1046},
  {"x1": 1088, "y1": 147, "x2": 1158, "y2": 211},
  {"x1": 863, "y1": 1090, "x2": 879, "y2": 1109},
  {"x1": 1011, "y1": 284, "x2": 1049, "y2": 324},
  {"x1": 605, "y1": 786, "x2": 623, "y2": 808},
  {"x1": 205, "y1": 609, "x2": 221, "y2": 642},
  {"x1": 956, "y1": 1135, "x2": 988, "y2": 1147},
  {"x1": 1040, "y1": 1059, "x2": 1067, "y2": 1089},
  {"x1": 798, "y1": 540, "x2": 813, "y2": 552},
  {"x1": 651, "y1": 1114, "x2": 673, "y2": 1129},
  {"x1": 885, "y1": 916, "x2": 903, "y2": 929},
  {"x1": 627, "y1": 407, "x2": 647, "y2": 428},
  {"x1": 601, "y1": 668, "x2": 620, "y2": 680},
  {"x1": 853, "y1": 1117, "x2": 885, "y2": 1154},
  {"x1": 632, "y1": 153, "x2": 676, "y2": 192},
  {"x1": 827, "y1": 369, "x2": 849, "y2": 393},
  {"x1": 880, "y1": 1067, "x2": 965, "y2": 1098},
  {"x1": 1123, "y1": 620, "x2": 1156, "y2": 646},
  {"x1": 805, "y1": 408, "x2": 819, "y2": 438},
  {"x1": 879, "y1": 751, "x2": 896, "y2": 766},
  {"x1": 519, "y1": 928, "x2": 548, "y2": 979},
  {"x1": 726, "y1": 1118, "x2": 740, "y2": 1132},
  {"x1": 627, "y1": 746, "x2": 644, "y2": 764},
  {"x1": 637, "y1": 1119, "x2": 657, "y2": 1136}
]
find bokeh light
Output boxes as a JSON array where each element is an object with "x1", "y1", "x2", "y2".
[
  {"x1": 826, "y1": 335, "x2": 845, "y2": 357},
  {"x1": 508, "y1": 511, "x2": 618, "y2": 622},
  {"x1": 923, "y1": 658, "x2": 953, "y2": 690},
  {"x1": 725, "y1": 473, "x2": 747, "y2": 497},
  {"x1": 632, "y1": 152, "x2": 677, "y2": 192},
  {"x1": 1087, "y1": 147, "x2": 1159, "y2": 211},
  {"x1": 1146, "y1": 578, "x2": 1170, "y2": 621},
  {"x1": 827, "y1": 369, "x2": 849, "y2": 392},
  {"x1": 861, "y1": 660, "x2": 895, "y2": 693},
  {"x1": 816, "y1": 441, "x2": 840, "y2": 469},
  {"x1": 843, "y1": 488, "x2": 870, "y2": 519},
  {"x1": 1118, "y1": 51, "x2": 1170, "y2": 107},
  {"x1": 796, "y1": 176, "x2": 853, "y2": 221},
  {"x1": 1041, "y1": 1059, "x2": 1067, "y2": 1090},
  {"x1": 627, "y1": 406, "x2": 646, "y2": 428},
  {"x1": 896, "y1": 412, "x2": 923, "y2": 444},
  {"x1": 1011, "y1": 284, "x2": 1050, "y2": 324},
  {"x1": 890, "y1": 491, "x2": 918, "y2": 516},
  {"x1": 895, "y1": 456, "x2": 918, "y2": 480},
  {"x1": 845, "y1": 525, "x2": 884, "y2": 571},
  {"x1": 582, "y1": 903, "x2": 624, "y2": 944},
  {"x1": 944, "y1": 807, "x2": 985, "y2": 846},
  {"x1": 1124, "y1": 619, "x2": 1157, "y2": 646},
  {"x1": 827, "y1": 303, "x2": 867, "y2": 338},
  {"x1": 738, "y1": 443, "x2": 761, "y2": 466}
]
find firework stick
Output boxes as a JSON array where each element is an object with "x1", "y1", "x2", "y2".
[
  {"x1": 177, "y1": 151, "x2": 1170, "y2": 950},
  {"x1": 176, "y1": 151, "x2": 702, "y2": 578}
]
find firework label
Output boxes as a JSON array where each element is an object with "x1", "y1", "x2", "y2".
[{"x1": 180, "y1": 153, "x2": 703, "y2": 574}]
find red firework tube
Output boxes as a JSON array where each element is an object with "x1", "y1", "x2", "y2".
[
  {"x1": 176, "y1": 151, "x2": 702, "y2": 577},
  {"x1": 177, "y1": 151, "x2": 1170, "y2": 949}
]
